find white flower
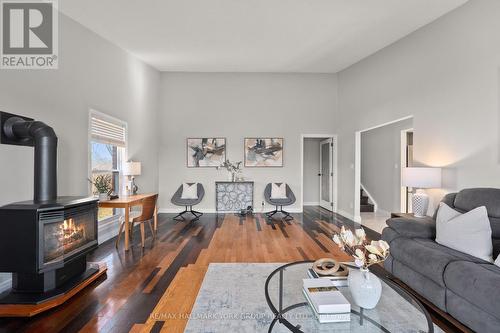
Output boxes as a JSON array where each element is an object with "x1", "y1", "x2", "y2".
[
  {"x1": 332, "y1": 234, "x2": 342, "y2": 246},
  {"x1": 355, "y1": 228, "x2": 366, "y2": 240},
  {"x1": 342, "y1": 229, "x2": 355, "y2": 247},
  {"x1": 366, "y1": 240, "x2": 390, "y2": 258},
  {"x1": 378, "y1": 240, "x2": 390, "y2": 254},
  {"x1": 354, "y1": 248, "x2": 364, "y2": 259},
  {"x1": 366, "y1": 243, "x2": 383, "y2": 257}
]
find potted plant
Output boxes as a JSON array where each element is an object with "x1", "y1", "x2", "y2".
[
  {"x1": 332, "y1": 226, "x2": 390, "y2": 309},
  {"x1": 88, "y1": 174, "x2": 113, "y2": 201}
]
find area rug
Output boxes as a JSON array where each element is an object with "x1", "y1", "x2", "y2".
[{"x1": 184, "y1": 263, "x2": 443, "y2": 333}]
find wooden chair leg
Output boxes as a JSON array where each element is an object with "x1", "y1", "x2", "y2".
[
  {"x1": 147, "y1": 221, "x2": 154, "y2": 240},
  {"x1": 140, "y1": 223, "x2": 145, "y2": 248},
  {"x1": 115, "y1": 220, "x2": 125, "y2": 249}
]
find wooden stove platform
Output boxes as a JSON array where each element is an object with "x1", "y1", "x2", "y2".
[{"x1": 0, "y1": 265, "x2": 107, "y2": 317}]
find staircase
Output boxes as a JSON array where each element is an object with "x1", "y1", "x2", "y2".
[{"x1": 360, "y1": 188, "x2": 374, "y2": 212}]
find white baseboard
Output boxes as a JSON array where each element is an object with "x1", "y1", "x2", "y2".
[
  {"x1": 159, "y1": 208, "x2": 217, "y2": 214},
  {"x1": 98, "y1": 216, "x2": 121, "y2": 244},
  {"x1": 337, "y1": 209, "x2": 354, "y2": 221},
  {"x1": 337, "y1": 209, "x2": 361, "y2": 223},
  {"x1": 303, "y1": 202, "x2": 320, "y2": 206},
  {"x1": 159, "y1": 207, "x2": 304, "y2": 214}
]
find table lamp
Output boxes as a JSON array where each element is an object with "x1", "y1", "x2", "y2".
[
  {"x1": 402, "y1": 167, "x2": 441, "y2": 217},
  {"x1": 123, "y1": 161, "x2": 141, "y2": 195}
]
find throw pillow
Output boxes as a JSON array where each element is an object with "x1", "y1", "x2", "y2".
[
  {"x1": 271, "y1": 183, "x2": 288, "y2": 199},
  {"x1": 435, "y1": 203, "x2": 493, "y2": 262},
  {"x1": 181, "y1": 183, "x2": 198, "y2": 200},
  {"x1": 495, "y1": 254, "x2": 500, "y2": 268}
]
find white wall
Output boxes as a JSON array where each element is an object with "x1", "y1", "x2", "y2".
[
  {"x1": 336, "y1": 0, "x2": 500, "y2": 219},
  {"x1": 0, "y1": 14, "x2": 160, "y2": 290},
  {"x1": 303, "y1": 138, "x2": 322, "y2": 205},
  {"x1": 361, "y1": 119, "x2": 413, "y2": 213},
  {"x1": 158, "y1": 73, "x2": 338, "y2": 212}
]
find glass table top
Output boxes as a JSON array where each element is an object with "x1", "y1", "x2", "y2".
[{"x1": 265, "y1": 261, "x2": 441, "y2": 333}]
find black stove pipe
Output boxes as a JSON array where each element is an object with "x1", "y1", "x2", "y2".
[{"x1": 4, "y1": 117, "x2": 57, "y2": 202}]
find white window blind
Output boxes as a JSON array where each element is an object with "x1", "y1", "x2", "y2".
[{"x1": 90, "y1": 113, "x2": 126, "y2": 147}]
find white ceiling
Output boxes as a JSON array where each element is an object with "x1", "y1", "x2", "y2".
[{"x1": 59, "y1": 0, "x2": 467, "y2": 73}]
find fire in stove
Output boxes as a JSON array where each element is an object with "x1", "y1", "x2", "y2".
[{"x1": 59, "y1": 218, "x2": 87, "y2": 250}]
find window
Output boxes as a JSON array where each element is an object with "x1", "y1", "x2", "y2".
[{"x1": 89, "y1": 110, "x2": 127, "y2": 221}]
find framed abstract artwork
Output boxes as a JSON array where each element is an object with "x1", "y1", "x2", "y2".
[
  {"x1": 187, "y1": 138, "x2": 226, "y2": 167},
  {"x1": 244, "y1": 138, "x2": 283, "y2": 167}
]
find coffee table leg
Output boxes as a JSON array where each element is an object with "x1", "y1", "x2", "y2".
[
  {"x1": 360, "y1": 307, "x2": 364, "y2": 326},
  {"x1": 279, "y1": 269, "x2": 283, "y2": 316}
]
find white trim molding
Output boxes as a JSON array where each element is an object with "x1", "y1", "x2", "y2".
[
  {"x1": 159, "y1": 207, "x2": 304, "y2": 214},
  {"x1": 300, "y1": 133, "x2": 338, "y2": 214},
  {"x1": 337, "y1": 209, "x2": 359, "y2": 222}
]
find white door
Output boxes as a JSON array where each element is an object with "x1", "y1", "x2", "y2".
[{"x1": 319, "y1": 138, "x2": 335, "y2": 211}]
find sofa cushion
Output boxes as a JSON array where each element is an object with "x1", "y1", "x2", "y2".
[
  {"x1": 454, "y1": 188, "x2": 500, "y2": 218},
  {"x1": 390, "y1": 237, "x2": 487, "y2": 287},
  {"x1": 444, "y1": 261, "x2": 500, "y2": 320},
  {"x1": 435, "y1": 204, "x2": 493, "y2": 262},
  {"x1": 392, "y1": 259, "x2": 447, "y2": 311},
  {"x1": 453, "y1": 188, "x2": 500, "y2": 239},
  {"x1": 446, "y1": 289, "x2": 500, "y2": 333},
  {"x1": 381, "y1": 227, "x2": 400, "y2": 245},
  {"x1": 386, "y1": 217, "x2": 435, "y2": 239}
]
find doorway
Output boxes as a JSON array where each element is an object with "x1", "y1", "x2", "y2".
[
  {"x1": 354, "y1": 116, "x2": 413, "y2": 231},
  {"x1": 301, "y1": 135, "x2": 337, "y2": 212}
]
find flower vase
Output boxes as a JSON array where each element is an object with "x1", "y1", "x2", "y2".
[{"x1": 348, "y1": 268, "x2": 382, "y2": 309}]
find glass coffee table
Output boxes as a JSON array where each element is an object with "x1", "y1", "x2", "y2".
[{"x1": 265, "y1": 261, "x2": 439, "y2": 333}]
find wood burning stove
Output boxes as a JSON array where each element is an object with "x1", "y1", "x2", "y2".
[
  {"x1": 0, "y1": 112, "x2": 102, "y2": 305},
  {"x1": 0, "y1": 197, "x2": 98, "y2": 294}
]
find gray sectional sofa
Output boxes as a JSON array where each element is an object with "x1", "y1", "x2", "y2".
[{"x1": 382, "y1": 188, "x2": 500, "y2": 332}]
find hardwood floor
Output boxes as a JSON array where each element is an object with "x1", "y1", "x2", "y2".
[{"x1": 0, "y1": 206, "x2": 379, "y2": 333}]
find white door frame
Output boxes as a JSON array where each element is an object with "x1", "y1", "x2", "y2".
[
  {"x1": 300, "y1": 134, "x2": 338, "y2": 213},
  {"x1": 400, "y1": 128, "x2": 414, "y2": 212},
  {"x1": 354, "y1": 116, "x2": 413, "y2": 222},
  {"x1": 319, "y1": 138, "x2": 334, "y2": 211}
]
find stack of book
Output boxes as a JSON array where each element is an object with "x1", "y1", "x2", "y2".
[
  {"x1": 302, "y1": 278, "x2": 351, "y2": 323},
  {"x1": 307, "y1": 268, "x2": 349, "y2": 287}
]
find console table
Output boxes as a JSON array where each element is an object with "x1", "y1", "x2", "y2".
[{"x1": 215, "y1": 181, "x2": 254, "y2": 212}]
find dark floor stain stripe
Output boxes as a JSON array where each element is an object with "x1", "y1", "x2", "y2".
[
  {"x1": 141, "y1": 267, "x2": 161, "y2": 292},
  {"x1": 150, "y1": 320, "x2": 165, "y2": 333},
  {"x1": 297, "y1": 247, "x2": 309, "y2": 260},
  {"x1": 277, "y1": 222, "x2": 289, "y2": 238},
  {"x1": 255, "y1": 216, "x2": 262, "y2": 231}
]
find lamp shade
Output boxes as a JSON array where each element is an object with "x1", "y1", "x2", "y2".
[
  {"x1": 402, "y1": 167, "x2": 441, "y2": 189},
  {"x1": 123, "y1": 161, "x2": 141, "y2": 176}
]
